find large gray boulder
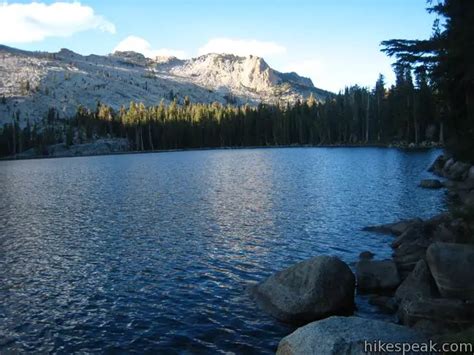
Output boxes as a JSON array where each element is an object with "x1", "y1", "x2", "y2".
[
  {"x1": 395, "y1": 260, "x2": 438, "y2": 304},
  {"x1": 356, "y1": 259, "x2": 400, "y2": 292},
  {"x1": 249, "y1": 256, "x2": 355, "y2": 324},
  {"x1": 276, "y1": 316, "x2": 426, "y2": 355},
  {"x1": 398, "y1": 298, "x2": 474, "y2": 331},
  {"x1": 426, "y1": 242, "x2": 474, "y2": 300}
]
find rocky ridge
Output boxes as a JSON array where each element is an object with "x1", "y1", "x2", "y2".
[{"x1": 0, "y1": 45, "x2": 331, "y2": 125}]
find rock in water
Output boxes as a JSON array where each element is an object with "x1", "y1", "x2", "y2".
[
  {"x1": 359, "y1": 251, "x2": 375, "y2": 260},
  {"x1": 419, "y1": 179, "x2": 443, "y2": 189},
  {"x1": 362, "y1": 218, "x2": 423, "y2": 236},
  {"x1": 276, "y1": 316, "x2": 426, "y2": 355},
  {"x1": 249, "y1": 256, "x2": 355, "y2": 324},
  {"x1": 428, "y1": 155, "x2": 447, "y2": 174},
  {"x1": 356, "y1": 259, "x2": 400, "y2": 292},
  {"x1": 426, "y1": 242, "x2": 474, "y2": 300}
]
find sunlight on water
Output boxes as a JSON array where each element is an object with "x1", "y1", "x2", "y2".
[{"x1": 0, "y1": 148, "x2": 445, "y2": 353}]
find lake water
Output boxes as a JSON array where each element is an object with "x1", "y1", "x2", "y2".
[{"x1": 0, "y1": 148, "x2": 446, "y2": 354}]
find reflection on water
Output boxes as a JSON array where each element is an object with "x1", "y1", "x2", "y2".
[{"x1": 0, "y1": 148, "x2": 445, "y2": 353}]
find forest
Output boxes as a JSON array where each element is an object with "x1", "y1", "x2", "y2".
[
  {"x1": 0, "y1": 0, "x2": 472, "y2": 161},
  {"x1": 0, "y1": 65, "x2": 442, "y2": 156}
]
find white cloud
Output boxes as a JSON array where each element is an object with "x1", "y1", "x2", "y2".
[
  {"x1": 198, "y1": 38, "x2": 286, "y2": 58},
  {"x1": 113, "y1": 36, "x2": 187, "y2": 59},
  {"x1": 0, "y1": 1, "x2": 115, "y2": 43}
]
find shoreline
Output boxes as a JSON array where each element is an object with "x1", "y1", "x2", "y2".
[
  {"x1": 0, "y1": 141, "x2": 443, "y2": 162},
  {"x1": 265, "y1": 153, "x2": 474, "y2": 353}
]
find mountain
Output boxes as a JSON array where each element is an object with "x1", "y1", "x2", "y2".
[{"x1": 0, "y1": 45, "x2": 331, "y2": 124}]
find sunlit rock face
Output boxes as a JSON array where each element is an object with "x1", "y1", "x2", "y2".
[{"x1": 0, "y1": 45, "x2": 331, "y2": 125}]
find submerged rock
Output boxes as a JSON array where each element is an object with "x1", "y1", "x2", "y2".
[
  {"x1": 276, "y1": 316, "x2": 426, "y2": 355},
  {"x1": 426, "y1": 242, "x2": 474, "y2": 300},
  {"x1": 356, "y1": 259, "x2": 400, "y2": 292},
  {"x1": 249, "y1": 256, "x2": 355, "y2": 324},
  {"x1": 419, "y1": 179, "x2": 443, "y2": 189}
]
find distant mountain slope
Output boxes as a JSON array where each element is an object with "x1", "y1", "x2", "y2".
[{"x1": 0, "y1": 45, "x2": 331, "y2": 124}]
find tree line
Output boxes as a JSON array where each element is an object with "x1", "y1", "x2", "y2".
[
  {"x1": 0, "y1": 66, "x2": 444, "y2": 157},
  {"x1": 382, "y1": 0, "x2": 473, "y2": 162},
  {"x1": 3, "y1": 0, "x2": 470, "y2": 159}
]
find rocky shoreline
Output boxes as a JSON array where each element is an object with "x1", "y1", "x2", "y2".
[{"x1": 249, "y1": 153, "x2": 474, "y2": 354}]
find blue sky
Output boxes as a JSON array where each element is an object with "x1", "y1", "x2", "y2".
[{"x1": 0, "y1": 0, "x2": 437, "y2": 91}]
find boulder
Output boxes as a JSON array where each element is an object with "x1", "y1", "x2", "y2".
[
  {"x1": 426, "y1": 242, "x2": 474, "y2": 300},
  {"x1": 423, "y1": 213, "x2": 451, "y2": 230},
  {"x1": 433, "y1": 325, "x2": 474, "y2": 347},
  {"x1": 359, "y1": 251, "x2": 375, "y2": 260},
  {"x1": 398, "y1": 298, "x2": 474, "y2": 330},
  {"x1": 442, "y1": 158, "x2": 455, "y2": 175},
  {"x1": 394, "y1": 260, "x2": 438, "y2": 304},
  {"x1": 445, "y1": 161, "x2": 471, "y2": 181},
  {"x1": 432, "y1": 218, "x2": 470, "y2": 244},
  {"x1": 391, "y1": 224, "x2": 424, "y2": 249},
  {"x1": 393, "y1": 237, "x2": 431, "y2": 258},
  {"x1": 393, "y1": 236, "x2": 431, "y2": 277},
  {"x1": 419, "y1": 179, "x2": 443, "y2": 189},
  {"x1": 356, "y1": 259, "x2": 400, "y2": 292},
  {"x1": 394, "y1": 253, "x2": 427, "y2": 279},
  {"x1": 363, "y1": 218, "x2": 423, "y2": 236},
  {"x1": 462, "y1": 190, "x2": 474, "y2": 207},
  {"x1": 249, "y1": 256, "x2": 355, "y2": 324},
  {"x1": 428, "y1": 155, "x2": 447, "y2": 174},
  {"x1": 453, "y1": 177, "x2": 474, "y2": 191},
  {"x1": 276, "y1": 316, "x2": 426, "y2": 355},
  {"x1": 431, "y1": 224, "x2": 457, "y2": 243},
  {"x1": 468, "y1": 166, "x2": 474, "y2": 180}
]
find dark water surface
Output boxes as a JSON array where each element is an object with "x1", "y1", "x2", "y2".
[{"x1": 0, "y1": 148, "x2": 445, "y2": 354}]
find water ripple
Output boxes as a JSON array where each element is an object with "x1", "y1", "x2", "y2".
[{"x1": 0, "y1": 148, "x2": 445, "y2": 353}]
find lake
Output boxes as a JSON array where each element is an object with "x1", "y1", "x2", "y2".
[{"x1": 0, "y1": 147, "x2": 445, "y2": 353}]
